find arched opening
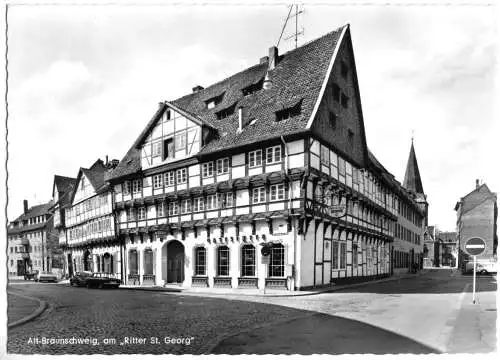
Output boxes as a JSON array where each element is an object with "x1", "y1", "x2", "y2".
[
  {"x1": 83, "y1": 250, "x2": 92, "y2": 272},
  {"x1": 103, "y1": 252, "x2": 113, "y2": 274},
  {"x1": 268, "y1": 243, "x2": 285, "y2": 277},
  {"x1": 241, "y1": 245, "x2": 256, "y2": 277},
  {"x1": 216, "y1": 246, "x2": 230, "y2": 276},
  {"x1": 165, "y1": 240, "x2": 185, "y2": 283},
  {"x1": 194, "y1": 247, "x2": 206, "y2": 276},
  {"x1": 129, "y1": 249, "x2": 138, "y2": 275}
]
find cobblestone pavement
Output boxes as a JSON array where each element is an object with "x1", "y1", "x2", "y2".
[
  {"x1": 7, "y1": 293, "x2": 41, "y2": 325},
  {"x1": 180, "y1": 269, "x2": 497, "y2": 353},
  {"x1": 7, "y1": 269, "x2": 496, "y2": 354},
  {"x1": 7, "y1": 283, "x2": 311, "y2": 354}
]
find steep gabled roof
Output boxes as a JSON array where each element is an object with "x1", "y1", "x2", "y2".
[
  {"x1": 456, "y1": 183, "x2": 497, "y2": 215},
  {"x1": 53, "y1": 175, "x2": 77, "y2": 208},
  {"x1": 109, "y1": 25, "x2": 346, "y2": 181},
  {"x1": 9, "y1": 201, "x2": 53, "y2": 232},
  {"x1": 403, "y1": 141, "x2": 424, "y2": 195},
  {"x1": 70, "y1": 159, "x2": 109, "y2": 204}
]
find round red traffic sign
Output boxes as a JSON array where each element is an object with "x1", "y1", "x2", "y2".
[{"x1": 464, "y1": 237, "x2": 486, "y2": 256}]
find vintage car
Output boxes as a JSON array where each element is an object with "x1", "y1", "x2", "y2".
[
  {"x1": 69, "y1": 271, "x2": 93, "y2": 287},
  {"x1": 86, "y1": 273, "x2": 121, "y2": 289},
  {"x1": 35, "y1": 271, "x2": 58, "y2": 283},
  {"x1": 463, "y1": 260, "x2": 498, "y2": 275},
  {"x1": 24, "y1": 269, "x2": 39, "y2": 280}
]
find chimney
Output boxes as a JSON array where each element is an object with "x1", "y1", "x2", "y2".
[
  {"x1": 105, "y1": 155, "x2": 109, "y2": 166},
  {"x1": 23, "y1": 200, "x2": 28, "y2": 214},
  {"x1": 268, "y1": 46, "x2": 279, "y2": 70},
  {"x1": 263, "y1": 71, "x2": 272, "y2": 90},
  {"x1": 259, "y1": 56, "x2": 269, "y2": 64},
  {"x1": 192, "y1": 85, "x2": 204, "y2": 93},
  {"x1": 476, "y1": 179, "x2": 480, "y2": 189}
]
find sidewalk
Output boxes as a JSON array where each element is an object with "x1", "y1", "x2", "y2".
[
  {"x1": 7, "y1": 292, "x2": 47, "y2": 328},
  {"x1": 119, "y1": 270, "x2": 430, "y2": 297}
]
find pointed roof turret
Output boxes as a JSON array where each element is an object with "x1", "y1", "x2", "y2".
[{"x1": 403, "y1": 139, "x2": 424, "y2": 195}]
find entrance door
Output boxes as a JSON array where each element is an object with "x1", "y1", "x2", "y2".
[
  {"x1": 166, "y1": 241, "x2": 185, "y2": 283},
  {"x1": 17, "y1": 260, "x2": 25, "y2": 276},
  {"x1": 68, "y1": 253, "x2": 73, "y2": 277},
  {"x1": 83, "y1": 250, "x2": 92, "y2": 271}
]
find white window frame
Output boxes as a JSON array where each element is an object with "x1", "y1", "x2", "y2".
[
  {"x1": 202, "y1": 162, "x2": 214, "y2": 178},
  {"x1": 216, "y1": 158, "x2": 229, "y2": 175},
  {"x1": 266, "y1": 145, "x2": 282, "y2": 164},
  {"x1": 176, "y1": 168, "x2": 187, "y2": 184},
  {"x1": 123, "y1": 181, "x2": 131, "y2": 195},
  {"x1": 168, "y1": 202, "x2": 179, "y2": 216},
  {"x1": 252, "y1": 187, "x2": 266, "y2": 204},
  {"x1": 181, "y1": 199, "x2": 191, "y2": 214},
  {"x1": 157, "y1": 203, "x2": 165, "y2": 217},
  {"x1": 270, "y1": 184, "x2": 285, "y2": 201},
  {"x1": 132, "y1": 179, "x2": 142, "y2": 194},
  {"x1": 153, "y1": 174, "x2": 163, "y2": 189},
  {"x1": 248, "y1": 150, "x2": 262, "y2": 168},
  {"x1": 165, "y1": 171, "x2": 175, "y2": 187},
  {"x1": 206, "y1": 194, "x2": 218, "y2": 210},
  {"x1": 193, "y1": 197, "x2": 204, "y2": 212}
]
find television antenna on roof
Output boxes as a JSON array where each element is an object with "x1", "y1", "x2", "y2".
[{"x1": 277, "y1": 4, "x2": 305, "y2": 49}]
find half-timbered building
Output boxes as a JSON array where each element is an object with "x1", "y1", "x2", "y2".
[
  {"x1": 108, "y1": 24, "x2": 427, "y2": 290},
  {"x1": 64, "y1": 159, "x2": 121, "y2": 279}
]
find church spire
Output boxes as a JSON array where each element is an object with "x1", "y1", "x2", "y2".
[{"x1": 403, "y1": 139, "x2": 424, "y2": 195}]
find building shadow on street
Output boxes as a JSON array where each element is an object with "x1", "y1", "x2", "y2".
[{"x1": 211, "y1": 312, "x2": 440, "y2": 355}]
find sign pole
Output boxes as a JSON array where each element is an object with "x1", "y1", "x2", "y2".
[{"x1": 472, "y1": 255, "x2": 477, "y2": 304}]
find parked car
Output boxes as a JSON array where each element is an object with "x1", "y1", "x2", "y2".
[
  {"x1": 463, "y1": 260, "x2": 498, "y2": 275},
  {"x1": 86, "y1": 273, "x2": 121, "y2": 289},
  {"x1": 35, "y1": 271, "x2": 58, "y2": 283},
  {"x1": 24, "y1": 269, "x2": 39, "y2": 280},
  {"x1": 69, "y1": 271, "x2": 93, "y2": 287}
]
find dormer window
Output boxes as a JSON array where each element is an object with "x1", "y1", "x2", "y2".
[
  {"x1": 215, "y1": 103, "x2": 237, "y2": 120},
  {"x1": 205, "y1": 93, "x2": 224, "y2": 109},
  {"x1": 242, "y1": 78, "x2": 264, "y2": 96},
  {"x1": 275, "y1": 100, "x2": 302, "y2": 122}
]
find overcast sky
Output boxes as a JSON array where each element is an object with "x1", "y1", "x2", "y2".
[{"x1": 6, "y1": 3, "x2": 498, "y2": 231}]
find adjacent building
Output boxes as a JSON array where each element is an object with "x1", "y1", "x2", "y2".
[
  {"x1": 63, "y1": 159, "x2": 121, "y2": 279},
  {"x1": 7, "y1": 200, "x2": 56, "y2": 276},
  {"x1": 51, "y1": 174, "x2": 77, "y2": 276},
  {"x1": 107, "y1": 24, "x2": 428, "y2": 290},
  {"x1": 423, "y1": 226, "x2": 457, "y2": 268},
  {"x1": 455, "y1": 180, "x2": 498, "y2": 269}
]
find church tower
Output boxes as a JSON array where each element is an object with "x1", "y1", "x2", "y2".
[{"x1": 403, "y1": 139, "x2": 428, "y2": 226}]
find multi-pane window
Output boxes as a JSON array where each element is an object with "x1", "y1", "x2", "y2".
[
  {"x1": 176, "y1": 168, "x2": 187, "y2": 184},
  {"x1": 193, "y1": 197, "x2": 204, "y2": 212},
  {"x1": 266, "y1": 146, "x2": 281, "y2": 164},
  {"x1": 175, "y1": 132, "x2": 187, "y2": 151},
  {"x1": 168, "y1": 202, "x2": 179, "y2": 216},
  {"x1": 132, "y1": 179, "x2": 142, "y2": 194},
  {"x1": 252, "y1": 187, "x2": 266, "y2": 204},
  {"x1": 153, "y1": 174, "x2": 163, "y2": 189},
  {"x1": 338, "y1": 158, "x2": 346, "y2": 177},
  {"x1": 321, "y1": 145, "x2": 330, "y2": 166},
  {"x1": 217, "y1": 246, "x2": 230, "y2": 276},
  {"x1": 249, "y1": 150, "x2": 262, "y2": 168},
  {"x1": 268, "y1": 244, "x2": 285, "y2": 277},
  {"x1": 126, "y1": 208, "x2": 136, "y2": 221},
  {"x1": 152, "y1": 142, "x2": 162, "y2": 157},
  {"x1": 332, "y1": 241, "x2": 339, "y2": 269},
  {"x1": 353, "y1": 244, "x2": 358, "y2": 267},
  {"x1": 165, "y1": 171, "x2": 175, "y2": 187},
  {"x1": 216, "y1": 158, "x2": 229, "y2": 175},
  {"x1": 340, "y1": 242, "x2": 347, "y2": 269},
  {"x1": 123, "y1": 181, "x2": 132, "y2": 195},
  {"x1": 206, "y1": 195, "x2": 218, "y2": 210},
  {"x1": 241, "y1": 245, "x2": 256, "y2": 277},
  {"x1": 163, "y1": 138, "x2": 174, "y2": 160},
  {"x1": 181, "y1": 199, "x2": 191, "y2": 214},
  {"x1": 270, "y1": 184, "x2": 285, "y2": 201},
  {"x1": 222, "y1": 192, "x2": 234, "y2": 208},
  {"x1": 194, "y1": 247, "x2": 206, "y2": 276},
  {"x1": 202, "y1": 162, "x2": 214, "y2": 178}
]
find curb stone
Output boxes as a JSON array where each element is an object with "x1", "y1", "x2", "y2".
[{"x1": 7, "y1": 291, "x2": 48, "y2": 329}]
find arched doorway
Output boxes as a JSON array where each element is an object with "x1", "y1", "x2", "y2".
[
  {"x1": 103, "y1": 253, "x2": 113, "y2": 273},
  {"x1": 163, "y1": 240, "x2": 185, "y2": 283},
  {"x1": 83, "y1": 250, "x2": 92, "y2": 272}
]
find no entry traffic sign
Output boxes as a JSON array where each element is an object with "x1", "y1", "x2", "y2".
[{"x1": 464, "y1": 237, "x2": 486, "y2": 257}]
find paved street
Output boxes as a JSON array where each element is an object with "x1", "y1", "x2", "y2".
[{"x1": 7, "y1": 269, "x2": 497, "y2": 354}]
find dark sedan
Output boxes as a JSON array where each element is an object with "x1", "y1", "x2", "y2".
[
  {"x1": 24, "y1": 270, "x2": 39, "y2": 280},
  {"x1": 86, "y1": 273, "x2": 121, "y2": 289},
  {"x1": 70, "y1": 271, "x2": 93, "y2": 287}
]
